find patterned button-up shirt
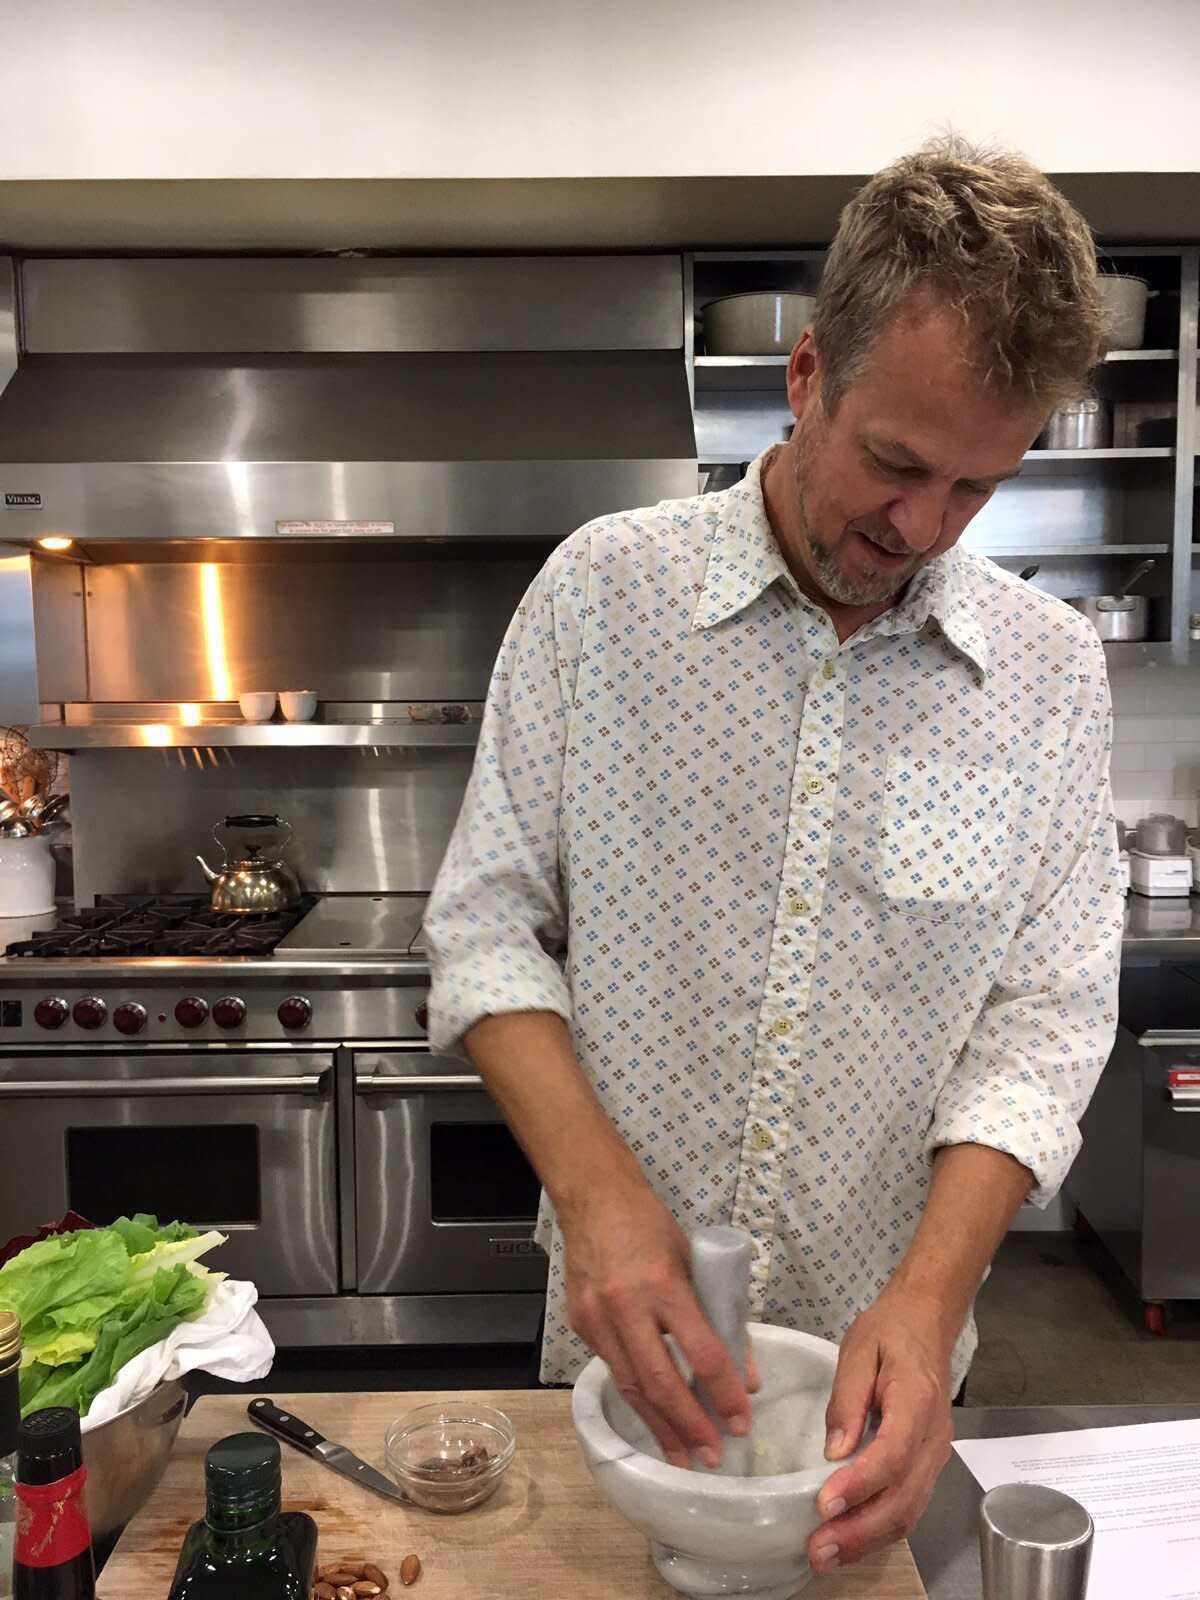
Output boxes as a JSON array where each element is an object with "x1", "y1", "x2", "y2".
[{"x1": 425, "y1": 447, "x2": 1124, "y2": 1387}]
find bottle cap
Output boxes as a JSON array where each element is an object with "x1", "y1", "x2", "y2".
[
  {"x1": 17, "y1": 1407, "x2": 83, "y2": 1486},
  {"x1": 205, "y1": 1432, "x2": 282, "y2": 1504}
]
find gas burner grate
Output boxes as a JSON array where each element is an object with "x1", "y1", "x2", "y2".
[{"x1": 4, "y1": 894, "x2": 318, "y2": 959}]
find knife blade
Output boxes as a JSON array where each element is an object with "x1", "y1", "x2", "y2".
[{"x1": 247, "y1": 1396, "x2": 408, "y2": 1504}]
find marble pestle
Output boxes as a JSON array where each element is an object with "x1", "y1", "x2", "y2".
[{"x1": 689, "y1": 1225, "x2": 754, "y2": 1476}]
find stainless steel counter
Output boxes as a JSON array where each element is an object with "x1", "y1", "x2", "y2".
[
  {"x1": 912, "y1": 1403, "x2": 1200, "y2": 1598},
  {"x1": 1122, "y1": 893, "x2": 1200, "y2": 954},
  {"x1": 2, "y1": 894, "x2": 1197, "y2": 980}
]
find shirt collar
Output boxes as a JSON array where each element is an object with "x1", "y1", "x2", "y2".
[{"x1": 691, "y1": 446, "x2": 990, "y2": 679}]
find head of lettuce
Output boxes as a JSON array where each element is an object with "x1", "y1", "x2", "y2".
[{"x1": 0, "y1": 1213, "x2": 226, "y2": 1416}]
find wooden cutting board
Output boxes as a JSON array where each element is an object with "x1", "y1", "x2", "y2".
[{"x1": 99, "y1": 1390, "x2": 927, "y2": 1599}]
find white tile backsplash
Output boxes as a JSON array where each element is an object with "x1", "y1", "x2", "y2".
[{"x1": 1108, "y1": 664, "x2": 1200, "y2": 826}]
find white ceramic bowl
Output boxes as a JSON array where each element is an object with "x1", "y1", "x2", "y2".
[
  {"x1": 238, "y1": 691, "x2": 277, "y2": 722},
  {"x1": 279, "y1": 690, "x2": 318, "y2": 723},
  {"x1": 573, "y1": 1323, "x2": 856, "y2": 1600},
  {"x1": 703, "y1": 292, "x2": 816, "y2": 356}
]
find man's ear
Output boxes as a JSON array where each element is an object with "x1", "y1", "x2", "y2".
[{"x1": 786, "y1": 327, "x2": 820, "y2": 423}]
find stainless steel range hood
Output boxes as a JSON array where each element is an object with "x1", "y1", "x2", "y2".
[{"x1": 0, "y1": 256, "x2": 697, "y2": 543}]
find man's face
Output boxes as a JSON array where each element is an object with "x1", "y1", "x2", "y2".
[{"x1": 779, "y1": 294, "x2": 1047, "y2": 610}]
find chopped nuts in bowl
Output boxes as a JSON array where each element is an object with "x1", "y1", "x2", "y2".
[{"x1": 384, "y1": 1403, "x2": 515, "y2": 1513}]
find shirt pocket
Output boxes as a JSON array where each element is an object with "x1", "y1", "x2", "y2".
[{"x1": 875, "y1": 757, "x2": 1020, "y2": 921}]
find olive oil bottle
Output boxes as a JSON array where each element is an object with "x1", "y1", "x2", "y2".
[{"x1": 168, "y1": 1433, "x2": 316, "y2": 1599}]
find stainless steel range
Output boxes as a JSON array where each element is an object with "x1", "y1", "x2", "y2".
[{"x1": 0, "y1": 893, "x2": 546, "y2": 1349}]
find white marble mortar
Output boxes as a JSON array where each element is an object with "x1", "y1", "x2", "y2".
[{"x1": 573, "y1": 1322, "x2": 859, "y2": 1599}]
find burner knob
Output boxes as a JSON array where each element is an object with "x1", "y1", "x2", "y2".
[
  {"x1": 277, "y1": 995, "x2": 311, "y2": 1030},
  {"x1": 174, "y1": 996, "x2": 209, "y2": 1029},
  {"x1": 415, "y1": 1001, "x2": 429, "y2": 1032},
  {"x1": 72, "y1": 997, "x2": 107, "y2": 1030},
  {"x1": 212, "y1": 995, "x2": 246, "y2": 1030},
  {"x1": 34, "y1": 997, "x2": 69, "y2": 1030},
  {"x1": 113, "y1": 1002, "x2": 148, "y2": 1036}
]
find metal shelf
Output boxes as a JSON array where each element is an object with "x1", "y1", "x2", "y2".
[
  {"x1": 1019, "y1": 447, "x2": 1174, "y2": 475},
  {"x1": 700, "y1": 446, "x2": 1176, "y2": 470},
  {"x1": 986, "y1": 543, "x2": 1170, "y2": 558},
  {"x1": 694, "y1": 355, "x2": 789, "y2": 392},
  {"x1": 27, "y1": 722, "x2": 481, "y2": 751},
  {"x1": 1101, "y1": 642, "x2": 1183, "y2": 666},
  {"x1": 692, "y1": 352, "x2": 1175, "y2": 393}
]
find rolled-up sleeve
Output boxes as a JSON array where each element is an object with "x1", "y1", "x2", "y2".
[
  {"x1": 423, "y1": 536, "x2": 588, "y2": 1057},
  {"x1": 927, "y1": 633, "x2": 1124, "y2": 1205}
]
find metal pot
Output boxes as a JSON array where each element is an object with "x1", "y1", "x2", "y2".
[
  {"x1": 702, "y1": 292, "x2": 816, "y2": 355},
  {"x1": 1100, "y1": 274, "x2": 1149, "y2": 351},
  {"x1": 197, "y1": 813, "x2": 302, "y2": 914},
  {"x1": 1037, "y1": 397, "x2": 1111, "y2": 450},
  {"x1": 1135, "y1": 814, "x2": 1188, "y2": 856},
  {"x1": 1068, "y1": 558, "x2": 1154, "y2": 642}
]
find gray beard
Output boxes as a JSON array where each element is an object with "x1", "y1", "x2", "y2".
[
  {"x1": 807, "y1": 528, "x2": 912, "y2": 606},
  {"x1": 791, "y1": 437, "x2": 912, "y2": 607}
]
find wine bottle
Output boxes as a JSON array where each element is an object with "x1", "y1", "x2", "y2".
[{"x1": 13, "y1": 1407, "x2": 95, "y2": 1600}]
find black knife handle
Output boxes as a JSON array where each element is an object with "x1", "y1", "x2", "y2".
[{"x1": 247, "y1": 1397, "x2": 327, "y2": 1453}]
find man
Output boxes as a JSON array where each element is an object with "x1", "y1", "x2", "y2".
[{"x1": 425, "y1": 137, "x2": 1123, "y2": 1574}]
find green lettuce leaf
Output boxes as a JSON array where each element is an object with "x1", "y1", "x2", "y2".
[
  {"x1": 0, "y1": 1216, "x2": 226, "y2": 1417},
  {"x1": 0, "y1": 1229, "x2": 128, "y2": 1338}
]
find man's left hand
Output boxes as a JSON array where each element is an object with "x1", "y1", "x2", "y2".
[{"x1": 806, "y1": 1288, "x2": 955, "y2": 1575}]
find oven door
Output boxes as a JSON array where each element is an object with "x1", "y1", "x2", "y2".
[
  {"x1": 0, "y1": 1047, "x2": 339, "y2": 1297},
  {"x1": 353, "y1": 1046, "x2": 546, "y2": 1295}
]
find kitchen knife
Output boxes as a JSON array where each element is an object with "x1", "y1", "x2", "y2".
[{"x1": 247, "y1": 1397, "x2": 408, "y2": 1503}]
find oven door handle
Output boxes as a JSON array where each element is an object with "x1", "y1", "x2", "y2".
[
  {"x1": 1167, "y1": 1086, "x2": 1200, "y2": 1111},
  {"x1": 1139, "y1": 1031, "x2": 1200, "y2": 1049},
  {"x1": 0, "y1": 1073, "x2": 330, "y2": 1098},
  {"x1": 355, "y1": 1072, "x2": 482, "y2": 1095}
]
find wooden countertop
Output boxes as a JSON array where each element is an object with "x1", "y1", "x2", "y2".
[{"x1": 99, "y1": 1390, "x2": 927, "y2": 1599}]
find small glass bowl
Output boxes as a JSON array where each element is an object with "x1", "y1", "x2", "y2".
[{"x1": 384, "y1": 1402, "x2": 515, "y2": 1513}]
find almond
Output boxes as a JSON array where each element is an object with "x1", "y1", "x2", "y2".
[
  {"x1": 400, "y1": 1553, "x2": 421, "y2": 1586},
  {"x1": 340, "y1": 1559, "x2": 369, "y2": 1573},
  {"x1": 325, "y1": 1576, "x2": 360, "y2": 1589},
  {"x1": 362, "y1": 1563, "x2": 389, "y2": 1591},
  {"x1": 336, "y1": 1589, "x2": 356, "y2": 1600},
  {"x1": 313, "y1": 1585, "x2": 336, "y2": 1600},
  {"x1": 352, "y1": 1586, "x2": 381, "y2": 1598}
]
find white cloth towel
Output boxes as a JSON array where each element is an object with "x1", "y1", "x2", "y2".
[{"x1": 82, "y1": 1277, "x2": 275, "y2": 1431}]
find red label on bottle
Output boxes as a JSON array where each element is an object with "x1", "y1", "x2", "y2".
[{"x1": 14, "y1": 1465, "x2": 92, "y2": 1567}]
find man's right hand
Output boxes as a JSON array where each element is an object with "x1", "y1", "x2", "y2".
[{"x1": 560, "y1": 1180, "x2": 754, "y2": 1468}]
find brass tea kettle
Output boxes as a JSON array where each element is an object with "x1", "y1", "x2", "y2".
[{"x1": 197, "y1": 814, "x2": 302, "y2": 914}]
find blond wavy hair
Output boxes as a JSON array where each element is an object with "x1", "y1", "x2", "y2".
[{"x1": 813, "y1": 136, "x2": 1106, "y2": 413}]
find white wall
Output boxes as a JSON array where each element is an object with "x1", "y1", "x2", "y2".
[
  {"x1": 1109, "y1": 665, "x2": 1200, "y2": 825},
  {"x1": 4, "y1": 0, "x2": 1198, "y2": 182}
]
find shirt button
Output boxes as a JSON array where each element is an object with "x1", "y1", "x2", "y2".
[
  {"x1": 822, "y1": 659, "x2": 836, "y2": 680},
  {"x1": 772, "y1": 1016, "x2": 792, "y2": 1036},
  {"x1": 805, "y1": 776, "x2": 824, "y2": 795},
  {"x1": 751, "y1": 1124, "x2": 774, "y2": 1151},
  {"x1": 789, "y1": 896, "x2": 809, "y2": 916}
]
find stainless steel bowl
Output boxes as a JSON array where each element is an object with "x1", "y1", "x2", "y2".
[{"x1": 81, "y1": 1379, "x2": 187, "y2": 1539}]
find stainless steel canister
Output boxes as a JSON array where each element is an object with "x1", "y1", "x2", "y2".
[{"x1": 979, "y1": 1483, "x2": 1093, "y2": 1600}]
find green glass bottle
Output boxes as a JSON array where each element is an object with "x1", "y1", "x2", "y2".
[{"x1": 167, "y1": 1433, "x2": 316, "y2": 1600}]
